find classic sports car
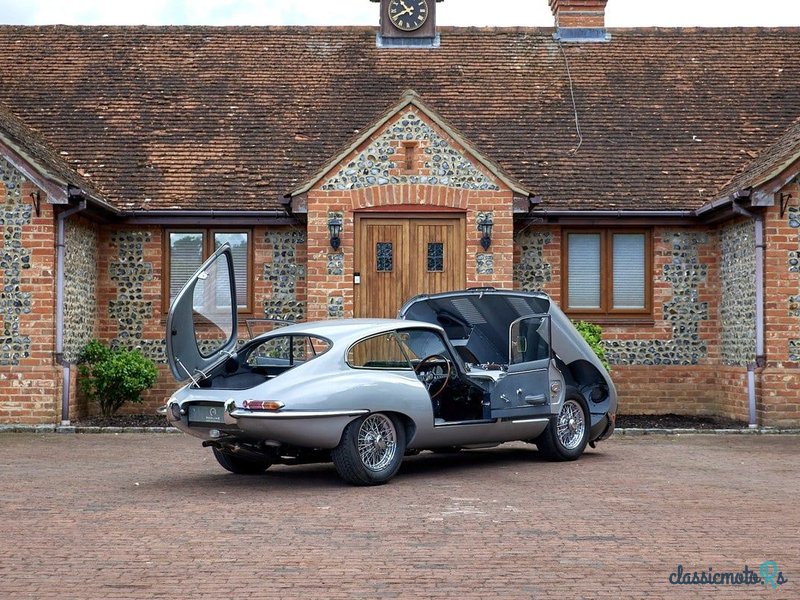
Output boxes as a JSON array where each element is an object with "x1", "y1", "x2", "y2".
[{"x1": 164, "y1": 245, "x2": 617, "y2": 485}]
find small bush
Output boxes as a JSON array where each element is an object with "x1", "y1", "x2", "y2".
[
  {"x1": 78, "y1": 339, "x2": 159, "y2": 417},
  {"x1": 573, "y1": 321, "x2": 611, "y2": 372}
]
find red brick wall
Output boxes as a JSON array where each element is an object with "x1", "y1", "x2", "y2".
[
  {"x1": 0, "y1": 174, "x2": 61, "y2": 424},
  {"x1": 760, "y1": 178, "x2": 800, "y2": 426},
  {"x1": 513, "y1": 213, "x2": 800, "y2": 426},
  {"x1": 591, "y1": 227, "x2": 723, "y2": 417},
  {"x1": 514, "y1": 224, "x2": 763, "y2": 421}
]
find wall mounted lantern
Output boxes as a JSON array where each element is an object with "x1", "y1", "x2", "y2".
[
  {"x1": 328, "y1": 216, "x2": 343, "y2": 250},
  {"x1": 479, "y1": 215, "x2": 493, "y2": 250}
]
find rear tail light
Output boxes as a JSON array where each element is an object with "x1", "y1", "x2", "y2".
[{"x1": 242, "y1": 400, "x2": 284, "y2": 411}]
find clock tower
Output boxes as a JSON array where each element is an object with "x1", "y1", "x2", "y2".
[{"x1": 372, "y1": 0, "x2": 441, "y2": 42}]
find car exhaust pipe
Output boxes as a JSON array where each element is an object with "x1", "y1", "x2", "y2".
[{"x1": 202, "y1": 440, "x2": 273, "y2": 462}]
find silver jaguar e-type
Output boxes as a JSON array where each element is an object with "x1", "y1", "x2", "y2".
[{"x1": 164, "y1": 245, "x2": 616, "y2": 485}]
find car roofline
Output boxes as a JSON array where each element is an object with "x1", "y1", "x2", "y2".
[{"x1": 247, "y1": 318, "x2": 445, "y2": 346}]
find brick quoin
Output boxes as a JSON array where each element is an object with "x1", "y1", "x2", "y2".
[{"x1": 0, "y1": 180, "x2": 60, "y2": 424}]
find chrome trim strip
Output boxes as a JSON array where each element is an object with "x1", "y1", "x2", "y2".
[
  {"x1": 511, "y1": 418, "x2": 550, "y2": 425},
  {"x1": 433, "y1": 418, "x2": 496, "y2": 427},
  {"x1": 505, "y1": 368, "x2": 548, "y2": 376},
  {"x1": 229, "y1": 409, "x2": 369, "y2": 420}
]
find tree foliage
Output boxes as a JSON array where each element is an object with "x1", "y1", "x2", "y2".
[{"x1": 572, "y1": 321, "x2": 611, "y2": 372}]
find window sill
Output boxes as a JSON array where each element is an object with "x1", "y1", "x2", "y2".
[
  {"x1": 159, "y1": 312, "x2": 257, "y2": 325},
  {"x1": 566, "y1": 315, "x2": 655, "y2": 326}
]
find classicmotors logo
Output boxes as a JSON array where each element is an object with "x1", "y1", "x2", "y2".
[{"x1": 669, "y1": 561, "x2": 788, "y2": 589}]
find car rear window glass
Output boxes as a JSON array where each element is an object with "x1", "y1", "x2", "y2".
[{"x1": 347, "y1": 333, "x2": 413, "y2": 370}]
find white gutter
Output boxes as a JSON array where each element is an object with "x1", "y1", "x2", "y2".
[{"x1": 56, "y1": 199, "x2": 87, "y2": 425}]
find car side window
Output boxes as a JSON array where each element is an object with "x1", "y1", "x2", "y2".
[
  {"x1": 395, "y1": 329, "x2": 449, "y2": 364},
  {"x1": 347, "y1": 333, "x2": 413, "y2": 370},
  {"x1": 509, "y1": 315, "x2": 551, "y2": 365},
  {"x1": 246, "y1": 335, "x2": 331, "y2": 367}
]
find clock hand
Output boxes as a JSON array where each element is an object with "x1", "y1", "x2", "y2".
[{"x1": 395, "y1": 6, "x2": 414, "y2": 18}]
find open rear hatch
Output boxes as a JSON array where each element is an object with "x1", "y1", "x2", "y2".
[
  {"x1": 166, "y1": 244, "x2": 238, "y2": 383},
  {"x1": 398, "y1": 289, "x2": 550, "y2": 364}
]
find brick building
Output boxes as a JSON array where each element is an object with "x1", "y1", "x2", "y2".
[{"x1": 1, "y1": 0, "x2": 799, "y2": 426}]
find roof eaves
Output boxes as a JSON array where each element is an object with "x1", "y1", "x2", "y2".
[
  {"x1": 698, "y1": 151, "x2": 800, "y2": 215},
  {"x1": 0, "y1": 122, "x2": 119, "y2": 215},
  {"x1": 749, "y1": 155, "x2": 800, "y2": 205}
]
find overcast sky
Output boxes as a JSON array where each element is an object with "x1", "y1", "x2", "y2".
[{"x1": 0, "y1": 0, "x2": 798, "y2": 27}]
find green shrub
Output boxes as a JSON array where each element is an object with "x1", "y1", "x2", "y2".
[
  {"x1": 78, "y1": 339, "x2": 159, "y2": 417},
  {"x1": 573, "y1": 321, "x2": 611, "y2": 372}
]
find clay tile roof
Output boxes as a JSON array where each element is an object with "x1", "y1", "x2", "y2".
[
  {"x1": 0, "y1": 101, "x2": 110, "y2": 207},
  {"x1": 0, "y1": 25, "x2": 799, "y2": 213},
  {"x1": 714, "y1": 116, "x2": 800, "y2": 201}
]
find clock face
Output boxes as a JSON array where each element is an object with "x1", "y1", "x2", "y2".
[{"x1": 388, "y1": 0, "x2": 429, "y2": 32}]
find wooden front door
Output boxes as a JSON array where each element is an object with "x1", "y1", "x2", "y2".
[{"x1": 355, "y1": 216, "x2": 466, "y2": 318}]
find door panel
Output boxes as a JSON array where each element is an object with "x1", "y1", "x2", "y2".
[
  {"x1": 356, "y1": 217, "x2": 465, "y2": 318},
  {"x1": 356, "y1": 221, "x2": 406, "y2": 319},
  {"x1": 490, "y1": 363, "x2": 550, "y2": 419},
  {"x1": 490, "y1": 315, "x2": 552, "y2": 419}
]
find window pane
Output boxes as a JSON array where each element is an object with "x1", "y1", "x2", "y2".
[
  {"x1": 568, "y1": 233, "x2": 601, "y2": 309},
  {"x1": 427, "y1": 242, "x2": 444, "y2": 272},
  {"x1": 347, "y1": 333, "x2": 411, "y2": 370},
  {"x1": 510, "y1": 316, "x2": 550, "y2": 365},
  {"x1": 613, "y1": 233, "x2": 646, "y2": 309},
  {"x1": 170, "y1": 232, "x2": 204, "y2": 303},
  {"x1": 376, "y1": 242, "x2": 393, "y2": 272},
  {"x1": 396, "y1": 329, "x2": 447, "y2": 361},
  {"x1": 214, "y1": 232, "x2": 249, "y2": 309},
  {"x1": 192, "y1": 250, "x2": 234, "y2": 357},
  {"x1": 246, "y1": 335, "x2": 331, "y2": 368}
]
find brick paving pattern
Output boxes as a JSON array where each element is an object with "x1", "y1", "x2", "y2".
[{"x1": 0, "y1": 433, "x2": 797, "y2": 599}]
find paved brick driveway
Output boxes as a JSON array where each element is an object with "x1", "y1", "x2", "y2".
[{"x1": 0, "y1": 433, "x2": 797, "y2": 599}]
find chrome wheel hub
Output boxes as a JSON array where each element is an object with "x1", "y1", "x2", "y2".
[
  {"x1": 358, "y1": 414, "x2": 397, "y2": 471},
  {"x1": 556, "y1": 399, "x2": 586, "y2": 450}
]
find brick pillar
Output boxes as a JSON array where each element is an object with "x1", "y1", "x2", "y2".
[{"x1": 760, "y1": 178, "x2": 800, "y2": 426}]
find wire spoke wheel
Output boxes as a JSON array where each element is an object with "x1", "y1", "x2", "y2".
[
  {"x1": 556, "y1": 399, "x2": 586, "y2": 450},
  {"x1": 357, "y1": 413, "x2": 398, "y2": 471}
]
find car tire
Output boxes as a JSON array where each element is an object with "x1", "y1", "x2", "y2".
[
  {"x1": 331, "y1": 412, "x2": 406, "y2": 486},
  {"x1": 536, "y1": 389, "x2": 590, "y2": 461},
  {"x1": 212, "y1": 447, "x2": 271, "y2": 475}
]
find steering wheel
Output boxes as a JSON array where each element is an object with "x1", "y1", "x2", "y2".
[{"x1": 414, "y1": 354, "x2": 452, "y2": 399}]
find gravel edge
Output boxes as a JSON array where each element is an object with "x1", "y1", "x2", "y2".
[
  {"x1": 1, "y1": 424, "x2": 799, "y2": 435},
  {"x1": 0, "y1": 424, "x2": 182, "y2": 434}
]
